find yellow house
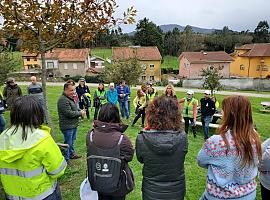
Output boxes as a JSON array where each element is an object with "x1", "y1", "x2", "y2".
[
  {"x1": 112, "y1": 46, "x2": 162, "y2": 82},
  {"x1": 230, "y1": 43, "x2": 270, "y2": 78},
  {"x1": 22, "y1": 52, "x2": 41, "y2": 70}
]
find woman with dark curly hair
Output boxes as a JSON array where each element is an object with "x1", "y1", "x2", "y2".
[{"x1": 136, "y1": 96, "x2": 188, "y2": 200}]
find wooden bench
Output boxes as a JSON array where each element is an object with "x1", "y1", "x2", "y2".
[{"x1": 260, "y1": 102, "x2": 270, "y2": 113}]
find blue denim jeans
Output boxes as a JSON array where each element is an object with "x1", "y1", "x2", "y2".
[
  {"x1": 201, "y1": 115, "x2": 212, "y2": 140},
  {"x1": 62, "y1": 128, "x2": 77, "y2": 161},
  {"x1": 119, "y1": 101, "x2": 129, "y2": 119},
  {"x1": 0, "y1": 114, "x2": 6, "y2": 133},
  {"x1": 43, "y1": 183, "x2": 62, "y2": 200}
]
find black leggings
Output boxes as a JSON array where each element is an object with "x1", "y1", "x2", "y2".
[{"x1": 132, "y1": 108, "x2": 145, "y2": 126}]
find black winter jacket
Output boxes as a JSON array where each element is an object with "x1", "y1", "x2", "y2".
[{"x1": 136, "y1": 130, "x2": 188, "y2": 200}]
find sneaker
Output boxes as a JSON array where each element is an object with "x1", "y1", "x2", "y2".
[{"x1": 70, "y1": 154, "x2": 82, "y2": 159}]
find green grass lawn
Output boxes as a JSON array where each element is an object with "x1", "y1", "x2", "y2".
[
  {"x1": 161, "y1": 55, "x2": 179, "y2": 70},
  {"x1": 1, "y1": 86, "x2": 270, "y2": 199},
  {"x1": 91, "y1": 48, "x2": 112, "y2": 60}
]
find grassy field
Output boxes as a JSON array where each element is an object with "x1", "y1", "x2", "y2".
[
  {"x1": 161, "y1": 55, "x2": 179, "y2": 70},
  {"x1": 1, "y1": 86, "x2": 270, "y2": 200},
  {"x1": 91, "y1": 48, "x2": 112, "y2": 60}
]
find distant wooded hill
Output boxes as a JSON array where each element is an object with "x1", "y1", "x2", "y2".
[{"x1": 128, "y1": 24, "x2": 217, "y2": 35}]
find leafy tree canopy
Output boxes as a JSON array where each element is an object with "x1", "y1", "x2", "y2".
[
  {"x1": 104, "y1": 57, "x2": 144, "y2": 86},
  {"x1": 201, "y1": 67, "x2": 223, "y2": 95},
  {"x1": 133, "y1": 18, "x2": 163, "y2": 55},
  {"x1": 253, "y1": 20, "x2": 270, "y2": 43}
]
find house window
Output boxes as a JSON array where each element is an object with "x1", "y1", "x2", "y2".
[
  {"x1": 208, "y1": 64, "x2": 214, "y2": 70},
  {"x1": 262, "y1": 65, "x2": 268, "y2": 71},
  {"x1": 73, "y1": 63, "x2": 78, "y2": 70},
  {"x1": 150, "y1": 76, "x2": 155, "y2": 81},
  {"x1": 27, "y1": 58, "x2": 30, "y2": 61},
  {"x1": 142, "y1": 76, "x2": 146, "y2": 81},
  {"x1": 47, "y1": 62, "x2": 54, "y2": 69},
  {"x1": 240, "y1": 65, "x2": 245, "y2": 70},
  {"x1": 256, "y1": 66, "x2": 260, "y2": 71},
  {"x1": 184, "y1": 63, "x2": 189, "y2": 68},
  {"x1": 142, "y1": 64, "x2": 147, "y2": 70},
  {"x1": 219, "y1": 65, "x2": 224, "y2": 70},
  {"x1": 150, "y1": 64, "x2": 155, "y2": 68},
  {"x1": 64, "y1": 63, "x2": 68, "y2": 70}
]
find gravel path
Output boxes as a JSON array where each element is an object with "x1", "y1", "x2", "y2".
[{"x1": 17, "y1": 82, "x2": 270, "y2": 98}]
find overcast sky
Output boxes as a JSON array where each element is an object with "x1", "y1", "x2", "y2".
[{"x1": 116, "y1": 0, "x2": 270, "y2": 33}]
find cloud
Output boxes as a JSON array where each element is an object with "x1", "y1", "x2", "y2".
[{"x1": 116, "y1": 0, "x2": 270, "y2": 32}]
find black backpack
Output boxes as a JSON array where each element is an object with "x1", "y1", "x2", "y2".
[{"x1": 87, "y1": 131, "x2": 123, "y2": 193}]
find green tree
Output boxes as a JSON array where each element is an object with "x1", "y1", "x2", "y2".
[
  {"x1": 164, "y1": 28, "x2": 181, "y2": 56},
  {"x1": 104, "y1": 57, "x2": 144, "y2": 85},
  {"x1": 133, "y1": 18, "x2": 163, "y2": 55},
  {"x1": 0, "y1": 0, "x2": 136, "y2": 136},
  {"x1": 179, "y1": 25, "x2": 204, "y2": 53},
  {"x1": 253, "y1": 20, "x2": 270, "y2": 43},
  {"x1": 204, "y1": 27, "x2": 253, "y2": 53},
  {"x1": 201, "y1": 67, "x2": 223, "y2": 95},
  {"x1": 0, "y1": 48, "x2": 16, "y2": 86}
]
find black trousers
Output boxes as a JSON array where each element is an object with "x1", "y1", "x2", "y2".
[
  {"x1": 94, "y1": 106, "x2": 100, "y2": 120},
  {"x1": 132, "y1": 108, "x2": 145, "y2": 126},
  {"x1": 98, "y1": 193, "x2": 125, "y2": 200},
  {"x1": 183, "y1": 117, "x2": 196, "y2": 137},
  {"x1": 261, "y1": 183, "x2": 270, "y2": 200}
]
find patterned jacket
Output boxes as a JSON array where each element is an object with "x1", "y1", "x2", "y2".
[{"x1": 198, "y1": 131, "x2": 259, "y2": 200}]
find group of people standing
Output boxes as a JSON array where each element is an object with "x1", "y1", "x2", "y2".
[{"x1": 1, "y1": 77, "x2": 270, "y2": 200}]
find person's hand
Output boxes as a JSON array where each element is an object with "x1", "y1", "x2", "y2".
[{"x1": 81, "y1": 110, "x2": 86, "y2": 117}]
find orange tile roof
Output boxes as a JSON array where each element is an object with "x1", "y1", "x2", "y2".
[
  {"x1": 112, "y1": 46, "x2": 162, "y2": 61},
  {"x1": 22, "y1": 48, "x2": 89, "y2": 61},
  {"x1": 237, "y1": 43, "x2": 270, "y2": 57},
  {"x1": 45, "y1": 48, "x2": 89, "y2": 61},
  {"x1": 179, "y1": 51, "x2": 233, "y2": 63},
  {"x1": 22, "y1": 52, "x2": 39, "y2": 57}
]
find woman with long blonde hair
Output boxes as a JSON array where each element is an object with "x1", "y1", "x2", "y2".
[
  {"x1": 163, "y1": 84, "x2": 177, "y2": 99},
  {"x1": 198, "y1": 95, "x2": 262, "y2": 200}
]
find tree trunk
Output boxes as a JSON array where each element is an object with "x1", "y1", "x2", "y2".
[{"x1": 38, "y1": 36, "x2": 55, "y2": 139}]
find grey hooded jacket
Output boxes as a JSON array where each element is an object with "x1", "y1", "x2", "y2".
[{"x1": 136, "y1": 130, "x2": 188, "y2": 200}]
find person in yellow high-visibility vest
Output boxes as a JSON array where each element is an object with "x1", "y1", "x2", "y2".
[
  {"x1": 146, "y1": 83, "x2": 158, "y2": 102},
  {"x1": 0, "y1": 95, "x2": 66, "y2": 199},
  {"x1": 179, "y1": 90, "x2": 198, "y2": 138}
]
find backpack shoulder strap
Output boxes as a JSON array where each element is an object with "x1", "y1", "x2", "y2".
[
  {"x1": 89, "y1": 130, "x2": 94, "y2": 143},
  {"x1": 117, "y1": 135, "x2": 124, "y2": 146}
]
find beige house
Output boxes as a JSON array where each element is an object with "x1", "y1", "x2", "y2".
[
  {"x1": 179, "y1": 51, "x2": 233, "y2": 79},
  {"x1": 22, "y1": 48, "x2": 90, "y2": 77},
  {"x1": 112, "y1": 46, "x2": 162, "y2": 82}
]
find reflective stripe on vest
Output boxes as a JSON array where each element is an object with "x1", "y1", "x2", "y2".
[
  {"x1": 5, "y1": 181, "x2": 57, "y2": 200},
  {"x1": 0, "y1": 166, "x2": 45, "y2": 178},
  {"x1": 183, "y1": 97, "x2": 196, "y2": 118},
  {"x1": 47, "y1": 160, "x2": 67, "y2": 176}
]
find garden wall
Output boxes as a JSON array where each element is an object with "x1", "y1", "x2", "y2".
[{"x1": 183, "y1": 78, "x2": 270, "y2": 91}]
